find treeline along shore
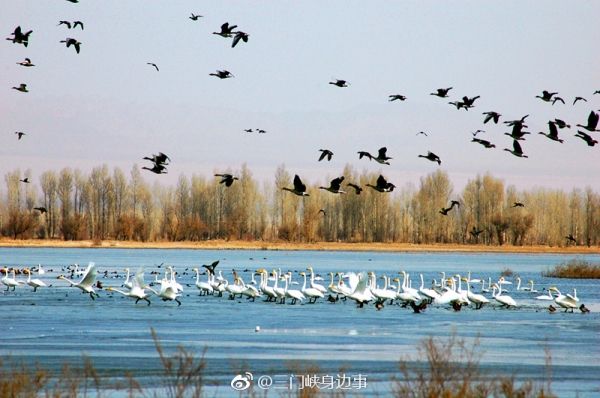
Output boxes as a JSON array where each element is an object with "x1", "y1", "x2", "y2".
[{"x1": 2, "y1": 164, "x2": 599, "y2": 249}]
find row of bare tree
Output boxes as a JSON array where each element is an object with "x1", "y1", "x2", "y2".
[{"x1": 2, "y1": 164, "x2": 599, "y2": 247}]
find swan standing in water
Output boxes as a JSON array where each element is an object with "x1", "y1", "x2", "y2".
[
  {"x1": 463, "y1": 277, "x2": 489, "y2": 309},
  {"x1": 1, "y1": 268, "x2": 21, "y2": 291},
  {"x1": 122, "y1": 268, "x2": 133, "y2": 290},
  {"x1": 192, "y1": 268, "x2": 213, "y2": 296},
  {"x1": 58, "y1": 262, "x2": 99, "y2": 300},
  {"x1": 299, "y1": 272, "x2": 324, "y2": 303},
  {"x1": 306, "y1": 266, "x2": 327, "y2": 294},
  {"x1": 535, "y1": 288, "x2": 553, "y2": 301},
  {"x1": 418, "y1": 273, "x2": 440, "y2": 303},
  {"x1": 106, "y1": 270, "x2": 151, "y2": 305},
  {"x1": 348, "y1": 272, "x2": 373, "y2": 307},
  {"x1": 283, "y1": 274, "x2": 305, "y2": 304},
  {"x1": 549, "y1": 287, "x2": 578, "y2": 312},
  {"x1": 491, "y1": 283, "x2": 517, "y2": 308},
  {"x1": 24, "y1": 269, "x2": 47, "y2": 292}
]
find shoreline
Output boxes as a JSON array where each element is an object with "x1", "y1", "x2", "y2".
[{"x1": 0, "y1": 239, "x2": 598, "y2": 254}]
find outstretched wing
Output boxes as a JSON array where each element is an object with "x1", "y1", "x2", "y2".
[
  {"x1": 293, "y1": 175, "x2": 306, "y2": 192},
  {"x1": 513, "y1": 140, "x2": 524, "y2": 154},
  {"x1": 378, "y1": 147, "x2": 388, "y2": 158},
  {"x1": 80, "y1": 262, "x2": 97, "y2": 286},
  {"x1": 330, "y1": 176, "x2": 344, "y2": 191}
]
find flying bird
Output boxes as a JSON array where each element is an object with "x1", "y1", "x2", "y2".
[
  {"x1": 213, "y1": 22, "x2": 238, "y2": 38},
  {"x1": 504, "y1": 124, "x2": 530, "y2": 141},
  {"x1": 6, "y1": 26, "x2": 32, "y2": 47},
  {"x1": 538, "y1": 121, "x2": 563, "y2": 143},
  {"x1": 58, "y1": 20, "x2": 72, "y2": 29},
  {"x1": 66, "y1": 0, "x2": 79, "y2": 3},
  {"x1": 19, "y1": 178, "x2": 30, "y2": 183},
  {"x1": 319, "y1": 177, "x2": 346, "y2": 194},
  {"x1": 512, "y1": 202, "x2": 525, "y2": 208},
  {"x1": 202, "y1": 260, "x2": 219, "y2": 275},
  {"x1": 389, "y1": 94, "x2": 407, "y2": 101},
  {"x1": 232, "y1": 31, "x2": 249, "y2": 48},
  {"x1": 416, "y1": 131, "x2": 428, "y2": 137},
  {"x1": 17, "y1": 58, "x2": 34, "y2": 67},
  {"x1": 366, "y1": 175, "x2": 395, "y2": 193},
  {"x1": 551, "y1": 96, "x2": 565, "y2": 105},
  {"x1": 209, "y1": 70, "x2": 234, "y2": 79},
  {"x1": 471, "y1": 138, "x2": 495, "y2": 148},
  {"x1": 141, "y1": 164, "x2": 167, "y2": 174},
  {"x1": 318, "y1": 149, "x2": 333, "y2": 162},
  {"x1": 565, "y1": 234, "x2": 577, "y2": 244},
  {"x1": 469, "y1": 227, "x2": 484, "y2": 239},
  {"x1": 15, "y1": 131, "x2": 26, "y2": 140},
  {"x1": 503, "y1": 140, "x2": 528, "y2": 158},
  {"x1": 504, "y1": 115, "x2": 529, "y2": 128},
  {"x1": 461, "y1": 95, "x2": 480, "y2": 108},
  {"x1": 482, "y1": 111, "x2": 501, "y2": 124},
  {"x1": 256, "y1": 129, "x2": 266, "y2": 134},
  {"x1": 535, "y1": 90, "x2": 558, "y2": 102},
  {"x1": 430, "y1": 87, "x2": 452, "y2": 98},
  {"x1": 189, "y1": 13, "x2": 203, "y2": 21},
  {"x1": 358, "y1": 147, "x2": 391, "y2": 165},
  {"x1": 282, "y1": 175, "x2": 309, "y2": 196},
  {"x1": 244, "y1": 129, "x2": 253, "y2": 133},
  {"x1": 12, "y1": 83, "x2": 28, "y2": 92},
  {"x1": 329, "y1": 79, "x2": 349, "y2": 87},
  {"x1": 574, "y1": 131, "x2": 598, "y2": 147},
  {"x1": 147, "y1": 62, "x2": 159, "y2": 71},
  {"x1": 346, "y1": 183, "x2": 363, "y2": 195},
  {"x1": 418, "y1": 151, "x2": 441, "y2": 165},
  {"x1": 215, "y1": 173, "x2": 239, "y2": 187},
  {"x1": 34, "y1": 207, "x2": 47, "y2": 214},
  {"x1": 439, "y1": 200, "x2": 460, "y2": 215},
  {"x1": 472, "y1": 129, "x2": 485, "y2": 136},
  {"x1": 60, "y1": 38, "x2": 81, "y2": 53},
  {"x1": 573, "y1": 96, "x2": 587, "y2": 105},
  {"x1": 73, "y1": 21, "x2": 84, "y2": 29},
  {"x1": 576, "y1": 110, "x2": 599, "y2": 132},
  {"x1": 554, "y1": 119, "x2": 570, "y2": 129},
  {"x1": 143, "y1": 152, "x2": 170, "y2": 165}
]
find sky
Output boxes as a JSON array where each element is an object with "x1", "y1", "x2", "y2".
[{"x1": 1, "y1": 1, "x2": 599, "y2": 194}]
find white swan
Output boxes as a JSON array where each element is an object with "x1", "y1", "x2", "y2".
[
  {"x1": 463, "y1": 277, "x2": 489, "y2": 309},
  {"x1": 418, "y1": 273, "x2": 441, "y2": 302},
  {"x1": 522, "y1": 279, "x2": 537, "y2": 292},
  {"x1": 549, "y1": 287, "x2": 578, "y2": 312},
  {"x1": 258, "y1": 269, "x2": 277, "y2": 302},
  {"x1": 283, "y1": 274, "x2": 305, "y2": 304},
  {"x1": 348, "y1": 272, "x2": 373, "y2": 307},
  {"x1": 299, "y1": 272, "x2": 324, "y2": 303},
  {"x1": 1, "y1": 268, "x2": 21, "y2": 291},
  {"x1": 371, "y1": 275, "x2": 397, "y2": 303},
  {"x1": 535, "y1": 288, "x2": 553, "y2": 301},
  {"x1": 306, "y1": 266, "x2": 327, "y2": 294},
  {"x1": 192, "y1": 267, "x2": 213, "y2": 296},
  {"x1": 434, "y1": 278, "x2": 462, "y2": 305},
  {"x1": 25, "y1": 269, "x2": 47, "y2": 292},
  {"x1": 58, "y1": 262, "x2": 99, "y2": 300},
  {"x1": 106, "y1": 269, "x2": 151, "y2": 305},
  {"x1": 492, "y1": 283, "x2": 517, "y2": 308},
  {"x1": 122, "y1": 268, "x2": 133, "y2": 290},
  {"x1": 146, "y1": 284, "x2": 182, "y2": 306},
  {"x1": 393, "y1": 277, "x2": 420, "y2": 304}
]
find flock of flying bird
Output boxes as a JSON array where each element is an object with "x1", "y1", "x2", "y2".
[
  {"x1": 6, "y1": 4, "x2": 600, "y2": 221},
  {"x1": 0, "y1": 262, "x2": 590, "y2": 314}
]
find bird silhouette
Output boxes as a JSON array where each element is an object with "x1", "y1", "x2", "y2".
[
  {"x1": 256, "y1": 129, "x2": 266, "y2": 134},
  {"x1": 58, "y1": 20, "x2": 72, "y2": 29},
  {"x1": 329, "y1": 79, "x2": 349, "y2": 87},
  {"x1": 232, "y1": 31, "x2": 249, "y2": 48},
  {"x1": 579, "y1": 304, "x2": 590, "y2": 313},
  {"x1": 6, "y1": 26, "x2": 32, "y2": 47},
  {"x1": 142, "y1": 164, "x2": 167, "y2": 174},
  {"x1": 471, "y1": 138, "x2": 495, "y2": 148},
  {"x1": 189, "y1": 13, "x2": 203, "y2": 21},
  {"x1": 73, "y1": 21, "x2": 84, "y2": 29},
  {"x1": 15, "y1": 132, "x2": 26, "y2": 140},
  {"x1": 143, "y1": 152, "x2": 170, "y2": 165},
  {"x1": 565, "y1": 234, "x2": 577, "y2": 244},
  {"x1": 17, "y1": 58, "x2": 34, "y2": 67},
  {"x1": 215, "y1": 173, "x2": 239, "y2": 187},
  {"x1": 244, "y1": 129, "x2": 253, "y2": 133},
  {"x1": 366, "y1": 175, "x2": 395, "y2": 193},
  {"x1": 19, "y1": 178, "x2": 30, "y2": 184},
  {"x1": 34, "y1": 207, "x2": 47, "y2": 214},
  {"x1": 573, "y1": 96, "x2": 587, "y2": 105},
  {"x1": 418, "y1": 151, "x2": 441, "y2": 165},
  {"x1": 389, "y1": 94, "x2": 407, "y2": 101},
  {"x1": 576, "y1": 110, "x2": 599, "y2": 132},
  {"x1": 551, "y1": 96, "x2": 565, "y2": 105},
  {"x1": 439, "y1": 200, "x2": 460, "y2": 215},
  {"x1": 416, "y1": 131, "x2": 428, "y2": 137},
  {"x1": 548, "y1": 304, "x2": 556, "y2": 313},
  {"x1": 461, "y1": 95, "x2": 480, "y2": 108},
  {"x1": 503, "y1": 140, "x2": 528, "y2": 158},
  {"x1": 430, "y1": 87, "x2": 452, "y2": 98},
  {"x1": 319, "y1": 176, "x2": 346, "y2": 194},
  {"x1": 209, "y1": 70, "x2": 234, "y2": 79},
  {"x1": 504, "y1": 115, "x2": 529, "y2": 128},
  {"x1": 318, "y1": 209, "x2": 326, "y2": 216},
  {"x1": 147, "y1": 62, "x2": 159, "y2": 71},
  {"x1": 538, "y1": 121, "x2": 563, "y2": 143},
  {"x1": 469, "y1": 227, "x2": 484, "y2": 239},
  {"x1": 60, "y1": 38, "x2": 81, "y2": 53},
  {"x1": 472, "y1": 129, "x2": 485, "y2": 136},
  {"x1": 512, "y1": 202, "x2": 525, "y2": 208},
  {"x1": 482, "y1": 111, "x2": 501, "y2": 124},
  {"x1": 536, "y1": 90, "x2": 558, "y2": 102},
  {"x1": 12, "y1": 83, "x2": 28, "y2": 92},
  {"x1": 574, "y1": 131, "x2": 598, "y2": 147},
  {"x1": 554, "y1": 119, "x2": 570, "y2": 129},
  {"x1": 504, "y1": 124, "x2": 530, "y2": 141},
  {"x1": 448, "y1": 100, "x2": 468, "y2": 110},
  {"x1": 346, "y1": 183, "x2": 363, "y2": 195},
  {"x1": 213, "y1": 22, "x2": 238, "y2": 38},
  {"x1": 282, "y1": 175, "x2": 309, "y2": 196},
  {"x1": 358, "y1": 147, "x2": 391, "y2": 165},
  {"x1": 202, "y1": 260, "x2": 219, "y2": 275},
  {"x1": 318, "y1": 149, "x2": 333, "y2": 162},
  {"x1": 66, "y1": 0, "x2": 79, "y2": 3}
]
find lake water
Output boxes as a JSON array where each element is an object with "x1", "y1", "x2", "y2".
[{"x1": 1, "y1": 248, "x2": 599, "y2": 397}]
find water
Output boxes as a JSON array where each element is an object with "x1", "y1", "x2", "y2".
[{"x1": 1, "y1": 248, "x2": 599, "y2": 397}]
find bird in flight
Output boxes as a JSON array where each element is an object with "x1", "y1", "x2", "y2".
[
  {"x1": 143, "y1": 152, "x2": 170, "y2": 165},
  {"x1": 202, "y1": 260, "x2": 219, "y2": 275},
  {"x1": 416, "y1": 131, "x2": 428, "y2": 137},
  {"x1": 319, "y1": 177, "x2": 346, "y2": 194},
  {"x1": 551, "y1": 96, "x2": 565, "y2": 105},
  {"x1": 504, "y1": 124, "x2": 530, "y2": 141},
  {"x1": 554, "y1": 119, "x2": 570, "y2": 129},
  {"x1": 329, "y1": 79, "x2": 349, "y2": 87},
  {"x1": 189, "y1": 13, "x2": 203, "y2": 21},
  {"x1": 34, "y1": 207, "x2": 47, "y2": 214},
  {"x1": 232, "y1": 31, "x2": 249, "y2": 48},
  {"x1": 439, "y1": 200, "x2": 460, "y2": 215},
  {"x1": 147, "y1": 62, "x2": 159, "y2": 71},
  {"x1": 538, "y1": 121, "x2": 564, "y2": 143},
  {"x1": 256, "y1": 129, "x2": 266, "y2": 134},
  {"x1": 574, "y1": 131, "x2": 597, "y2": 147},
  {"x1": 66, "y1": 0, "x2": 79, "y2": 3},
  {"x1": 213, "y1": 22, "x2": 238, "y2": 38},
  {"x1": 504, "y1": 115, "x2": 529, "y2": 128},
  {"x1": 461, "y1": 95, "x2": 480, "y2": 109},
  {"x1": 358, "y1": 147, "x2": 391, "y2": 165},
  {"x1": 346, "y1": 183, "x2": 363, "y2": 195},
  {"x1": 469, "y1": 227, "x2": 484, "y2": 239},
  {"x1": 244, "y1": 129, "x2": 253, "y2": 133},
  {"x1": 418, "y1": 151, "x2": 441, "y2": 165},
  {"x1": 389, "y1": 94, "x2": 407, "y2": 102},
  {"x1": 19, "y1": 178, "x2": 30, "y2": 183},
  {"x1": 573, "y1": 96, "x2": 587, "y2": 105},
  {"x1": 15, "y1": 131, "x2": 26, "y2": 140},
  {"x1": 504, "y1": 140, "x2": 528, "y2": 158},
  {"x1": 209, "y1": 70, "x2": 234, "y2": 79},
  {"x1": 430, "y1": 87, "x2": 452, "y2": 98},
  {"x1": 366, "y1": 175, "x2": 395, "y2": 193},
  {"x1": 471, "y1": 137, "x2": 495, "y2": 149},
  {"x1": 12, "y1": 83, "x2": 28, "y2": 92},
  {"x1": 512, "y1": 202, "x2": 525, "y2": 208},
  {"x1": 215, "y1": 173, "x2": 239, "y2": 187},
  {"x1": 318, "y1": 149, "x2": 333, "y2": 162},
  {"x1": 73, "y1": 21, "x2": 84, "y2": 30},
  {"x1": 482, "y1": 111, "x2": 501, "y2": 124},
  {"x1": 472, "y1": 129, "x2": 485, "y2": 136},
  {"x1": 6, "y1": 26, "x2": 32, "y2": 47},
  {"x1": 142, "y1": 164, "x2": 167, "y2": 174},
  {"x1": 60, "y1": 38, "x2": 81, "y2": 53},
  {"x1": 536, "y1": 90, "x2": 558, "y2": 102},
  {"x1": 282, "y1": 175, "x2": 309, "y2": 196},
  {"x1": 576, "y1": 110, "x2": 599, "y2": 132},
  {"x1": 565, "y1": 234, "x2": 577, "y2": 244},
  {"x1": 58, "y1": 21, "x2": 72, "y2": 29},
  {"x1": 17, "y1": 58, "x2": 34, "y2": 67}
]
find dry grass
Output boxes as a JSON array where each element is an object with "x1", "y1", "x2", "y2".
[{"x1": 542, "y1": 258, "x2": 600, "y2": 279}]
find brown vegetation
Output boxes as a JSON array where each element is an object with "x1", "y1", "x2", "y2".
[
  {"x1": 542, "y1": 259, "x2": 600, "y2": 279},
  {"x1": 2, "y1": 165, "x2": 600, "y2": 247}
]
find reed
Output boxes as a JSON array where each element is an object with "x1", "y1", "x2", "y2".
[{"x1": 542, "y1": 258, "x2": 600, "y2": 279}]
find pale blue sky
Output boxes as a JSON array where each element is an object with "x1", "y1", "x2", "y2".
[{"x1": 2, "y1": 1, "x2": 599, "y2": 192}]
